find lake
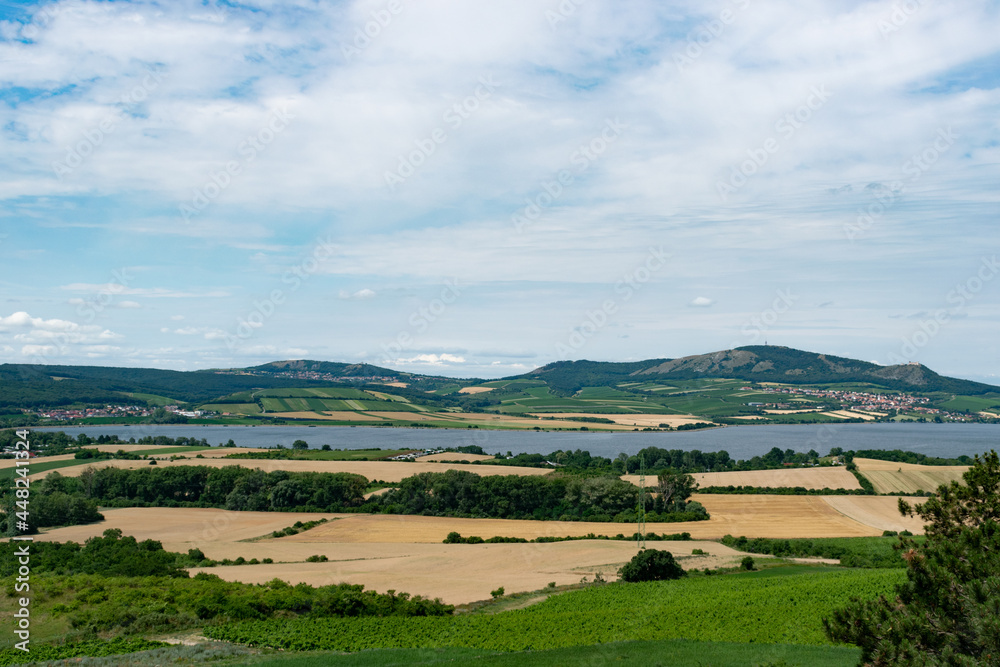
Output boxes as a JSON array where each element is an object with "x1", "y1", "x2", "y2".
[{"x1": 35, "y1": 422, "x2": 1000, "y2": 461}]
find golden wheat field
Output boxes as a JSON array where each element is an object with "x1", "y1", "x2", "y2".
[
  {"x1": 853, "y1": 458, "x2": 968, "y2": 494},
  {"x1": 688, "y1": 467, "x2": 862, "y2": 490},
  {"x1": 33, "y1": 458, "x2": 553, "y2": 483},
  {"x1": 186, "y1": 539, "x2": 746, "y2": 604},
  {"x1": 416, "y1": 452, "x2": 496, "y2": 462},
  {"x1": 34, "y1": 508, "x2": 750, "y2": 603},
  {"x1": 822, "y1": 496, "x2": 927, "y2": 533}
]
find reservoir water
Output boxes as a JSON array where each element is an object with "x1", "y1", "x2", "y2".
[{"x1": 36, "y1": 422, "x2": 1000, "y2": 461}]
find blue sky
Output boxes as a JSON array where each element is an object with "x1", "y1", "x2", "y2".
[{"x1": 1, "y1": 0, "x2": 998, "y2": 383}]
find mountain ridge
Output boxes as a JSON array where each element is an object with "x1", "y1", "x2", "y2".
[
  {"x1": 519, "y1": 346, "x2": 997, "y2": 395},
  {"x1": 0, "y1": 345, "x2": 996, "y2": 410}
]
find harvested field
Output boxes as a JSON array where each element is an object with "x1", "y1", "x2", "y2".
[
  {"x1": 689, "y1": 467, "x2": 862, "y2": 490},
  {"x1": 34, "y1": 508, "x2": 747, "y2": 604},
  {"x1": 0, "y1": 453, "x2": 74, "y2": 469},
  {"x1": 4, "y1": 446, "x2": 266, "y2": 474},
  {"x1": 691, "y1": 495, "x2": 902, "y2": 538},
  {"x1": 381, "y1": 382, "x2": 409, "y2": 388},
  {"x1": 268, "y1": 411, "x2": 386, "y2": 421},
  {"x1": 620, "y1": 467, "x2": 862, "y2": 491},
  {"x1": 822, "y1": 410, "x2": 876, "y2": 421},
  {"x1": 187, "y1": 540, "x2": 745, "y2": 604},
  {"x1": 188, "y1": 539, "x2": 747, "y2": 604},
  {"x1": 36, "y1": 458, "x2": 552, "y2": 483},
  {"x1": 854, "y1": 458, "x2": 968, "y2": 494},
  {"x1": 458, "y1": 387, "x2": 494, "y2": 394},
  {"x1": 823, "y1": 496, "x2": 926, "y2": 533},
  {"x1": 37, "y1": 507, "x2": 336, "y2": 548},
  {"x1": 31, "y1": 495, "x2": 919, "y2": 605},
  {"x1": 529, "y1": 413, "x2": 704, "y2": 428},
  {"x1": 176, "y1": 447, "x2": 269, "y2": 458},
  {"x1": 416, "y1": 452, "x2": 495, "y2": 462},
  {"x1": 442, "y1": 412, "x2": 637, "y2": 430}
]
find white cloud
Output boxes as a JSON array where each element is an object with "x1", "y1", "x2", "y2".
[
  {"x1": 689, "y1": 297, "x2": 714, "y2": 307},
  {"x1": 396, "y1": 353, "x2": 466, "y2": 365},
  {"x1": 0, "y1": 312, "x2": 121, "y2": 352},
  {"x1": 339, "y1": 288, "x2": 377, "y2": 300},
  {"x1": 60, "y1": 284, "x2": 230, "y2": 298},
  {"x1": 118, "y1": 300, "x2": 141, "y2": 308}
]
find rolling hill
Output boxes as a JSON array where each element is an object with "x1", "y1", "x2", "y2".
[
  {"x1": 1, "y1": 347, "x2": 997, "y2": 418},
  {"x1": 521, "y1": 346, "x2": 998, "y2": 395}
]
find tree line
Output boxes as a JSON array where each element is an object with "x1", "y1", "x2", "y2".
[{"x1": 371, "y1": 469, "x2": 708, "y2": 522}]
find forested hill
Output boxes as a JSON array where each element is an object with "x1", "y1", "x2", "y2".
[
  {"x1": 522, "y1": 346, "x2": 998, "y2": 395},
  {"x1": 1, "y1": 345, "x2": 996, "y2": 410},
  {"x1": 0, "y1": 363, "x2": 338, "y2": 408}
]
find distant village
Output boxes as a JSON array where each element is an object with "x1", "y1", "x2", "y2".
[
  {"x1": 743, "y1": 385, "x2": 979, "y2": 421},
  {"x1": 34, "y1": 404, "x2": 206, "y2": 421}
]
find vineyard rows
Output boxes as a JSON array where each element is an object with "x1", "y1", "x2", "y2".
[{"x1": 206, "y1": 567, "x2": 903, "y2": 652}]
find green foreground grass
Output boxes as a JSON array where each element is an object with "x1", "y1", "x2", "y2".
[
  {"x1": 244, "y1": 640, "x2": 860, "y2": 667},
  {"x1": 207, "y1": 566, "x2": 903, "y2": 651}
]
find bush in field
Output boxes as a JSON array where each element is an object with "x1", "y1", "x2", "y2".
[
  {"x1": 618, "y1": 549, "x2": 686, "y2": 583},
  {"x1": 740, "y1": 556, "x2": 755, "y2": 571}
]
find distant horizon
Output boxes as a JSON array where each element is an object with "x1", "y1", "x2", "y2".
[
  {"x1": 7, "y1": 342, "x2": 999, "y2": 388},
  {"x1": 2, "y1": 1, "x2": 998, "y2": 387}
]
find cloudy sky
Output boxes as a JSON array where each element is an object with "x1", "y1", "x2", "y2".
[{"x1": 1, "y1": 0, "x2": 998, "y2": 382}]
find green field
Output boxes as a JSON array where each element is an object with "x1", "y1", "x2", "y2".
[
  {"x1": 242, "y1": 640, "x2": 860, "y2": 667},
  {"x1": 201, "y1": 403, "x2": 262, "y2": 414},
  {"x1": 207, "y1": 566, "x2": 902, "y2": 651},
  {"x1": 0, "y1": 446, "x2": 212, "y2": 483},
  {"x1": 182, "y1": 373, "x2": 1000, "y2": 428},
  {"x1": 123, "y1": 392, "x2": 179, "y2": 406},
  {"x1": 935, "y1": 394, "x2": 1000, "y2": 412}
]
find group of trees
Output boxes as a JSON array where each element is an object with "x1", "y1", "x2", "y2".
[
  {"x1": 487, "y1": 446, "x2": 831, "y2": 475},
  {"x1": 372, "y1": 469, "x2": 707, "y2": 523},
  {"x1": 27, "y1": 466, "x2": 369, "y2": 514}
]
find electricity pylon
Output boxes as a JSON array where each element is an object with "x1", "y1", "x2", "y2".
[{"x1": 637, "y1": 455, "x2": 646, "y2": 550}]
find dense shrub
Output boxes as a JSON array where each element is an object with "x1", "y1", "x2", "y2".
[{"x1": 618, "y1": 549, "x2": 686, "y2": 583}]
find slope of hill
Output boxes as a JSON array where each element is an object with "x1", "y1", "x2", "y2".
[
  {"x1": 524, "y1": 346, "x2": 997, "y2": 395},
  {"x1": 1, "y1": 347, "x2": 997, "y2": 416}
]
